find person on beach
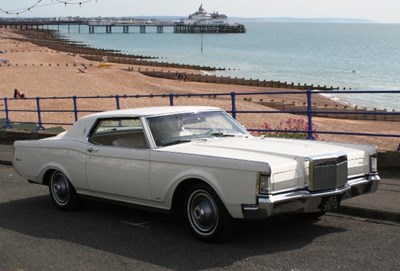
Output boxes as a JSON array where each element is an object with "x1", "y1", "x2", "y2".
[
  {"x1": 13, "y1": 89, "x2": 25, "y2": 99},
  {"x1": 175, "y1": 72, "x2": 188, "y2": 82},
  {"x1": 77, "y1": 64, "x2": 88, "y2": 73}
]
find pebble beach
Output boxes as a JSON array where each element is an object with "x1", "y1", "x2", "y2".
[{"x1": 0, "y1": 28, "x2": 399, "y2": 151}]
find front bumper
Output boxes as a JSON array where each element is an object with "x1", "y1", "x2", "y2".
[{"x1": 242, "y1": 174, "x2": 380, "y2": 219}]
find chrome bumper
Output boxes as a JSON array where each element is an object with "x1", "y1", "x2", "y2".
[{"x1": 242, "y1": 174, "x2": 380, "y2": 219}]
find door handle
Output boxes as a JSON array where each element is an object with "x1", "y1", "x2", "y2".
[{"x1": 87, "y1": 147, "x2": 99, "y2": 153}]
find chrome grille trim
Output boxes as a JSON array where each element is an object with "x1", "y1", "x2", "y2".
[{"x1": 308, "y1": 152, "x2": 348, "y2": 191}]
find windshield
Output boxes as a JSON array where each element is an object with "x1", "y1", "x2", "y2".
[{"x1": 147, "y1": 110, "x2": 248, "y2": 147}]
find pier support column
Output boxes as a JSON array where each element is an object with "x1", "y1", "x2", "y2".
[
  {"x1": 123, "y1": 26, "x2": 129, "y2": 33},
  {"x1": 89, "y1": 25, "x2": 94, "y2": 34},
  {"x1": 157, "y1": 25, "x2": 163, "y2": 33},
  {"x1": 140, "y1": 26, "x2": 146, "y2": 33},
  {"x1": 106, "y1": 25, "x2": 112, "y2": 33}
]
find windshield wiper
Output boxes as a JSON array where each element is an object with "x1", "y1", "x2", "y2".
[
  {"x1": 162, "y1": 139, "x2": 192, "y2": 147},
  {"x1": 210, "y1": 132, "x2": 237, "y2": 137}
]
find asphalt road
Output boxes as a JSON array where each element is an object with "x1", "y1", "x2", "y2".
[{"x1": 1, "y1": 165, "x2": 399, "y2": 271}]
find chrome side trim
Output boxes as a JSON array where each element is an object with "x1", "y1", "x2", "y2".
[{"x1": 77, "y1": 189, "x2": 170, "y2": 211}]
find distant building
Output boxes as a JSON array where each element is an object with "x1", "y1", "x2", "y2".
[
  {"x1": 181, "y1": 4, "x2": 229, "y2": 25},
  {"x1": 175, "y1": 5, "x2": 245, "y2": 33}
]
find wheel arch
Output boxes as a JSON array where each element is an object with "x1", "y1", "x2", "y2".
[
  {"x1": 46, "y1": 167, "x2": 80, "y2": 210},
  {"x1": 171, "y1": 178, "x2": 204, "y2": 216},
  {"x1": 171, "y1": 178, "x2": 229, "y2": 217},
  {"x1": 42, "y1": 168, "x2": 57, "y2": 186},
  {"x1": 41, "y1": 164, "x2": 73, "y2": 187}
]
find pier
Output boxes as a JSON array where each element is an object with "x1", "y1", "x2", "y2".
[
  {"x1": 0, "y1": 19, "x2": 245, "y2": 34},
  {"x1": 0, "y1": 20, "x2": 174, "y2": 34},
  {"x1": 86, "y1": 19, "x2": 176, "y2": 34},
  {"x1": 174, "y1": 24, "x2": 246, "y2": 33},
  {"x1": 0, "y1": 20, "x2": 85, "y2": 33}
]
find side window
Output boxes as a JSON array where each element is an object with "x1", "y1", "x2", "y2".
[{"x1": 90, "y1": 118, "x2": 148, "y2": 148}]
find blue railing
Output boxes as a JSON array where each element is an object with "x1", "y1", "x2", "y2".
[{"x1": 1, "y1": 89, "x2": 400, "y2": 140}]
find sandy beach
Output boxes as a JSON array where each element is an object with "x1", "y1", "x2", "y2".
[{"x1": 1, "y1": 28, "x2": 399, "y2": 151}]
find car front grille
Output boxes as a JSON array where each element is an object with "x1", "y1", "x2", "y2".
[{"x1": 308, "y1": 153, "x2": 348, "y2": 191}]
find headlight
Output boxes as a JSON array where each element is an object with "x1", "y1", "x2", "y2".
[
  {"x1": 257, "y1": 172, "x2": 271, "y2": 194},
  {"x1": 370, "y1": 154, "x2": 378, "y2": 173}
]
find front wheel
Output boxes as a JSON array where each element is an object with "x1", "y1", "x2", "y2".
[
  {"x1": 184, "y1": 184, "x2": 231, "y2": 242},
  {"x1": 49, "y1": 171, "x2": 79, "y2": 210}
]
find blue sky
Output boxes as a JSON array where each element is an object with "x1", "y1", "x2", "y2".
[{"x1": 1, "y1": 0, "x2": 400, "y2": 23}]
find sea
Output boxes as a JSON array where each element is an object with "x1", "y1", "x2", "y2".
[{"x1": 54, "y1": 22, "x2": 400, "y2": 111}]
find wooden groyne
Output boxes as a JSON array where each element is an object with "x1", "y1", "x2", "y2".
[
  {"x1": 11, "y1": 29, "x2": 156, "y2": 59},
  {"x1": 137, "y1": 70, "x2": 398, "y2": 121},
  {"x1": 82, "y1": 55, "x2": 225, "y2": 71},
  {"x1": 139, "y1": 70, "x2": 338, "y2": 90},
  {"x1": 7, "y1": 28, "x2": 339, "y2": 83},
  {"x1": 10, "y1": 29, "x2": 225, "y2": 71},
  {"x1": 255, "y1": 100, "x2": 400, "y2": 122}
]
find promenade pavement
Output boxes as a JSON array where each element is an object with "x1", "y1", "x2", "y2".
[{"x1": 1, "y1": 143, "x2": 399, "y2": 223}]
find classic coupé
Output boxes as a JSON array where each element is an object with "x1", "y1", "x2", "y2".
[{"x1": 13, "y1": 106, "x2": 380, "y2": 242}]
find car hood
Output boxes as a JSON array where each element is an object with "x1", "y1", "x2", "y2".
[{"x1": 162, "y1": 136, "x2": 375, "y2": 172}]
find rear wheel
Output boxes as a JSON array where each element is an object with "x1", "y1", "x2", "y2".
[
  {"x1": 184, "y1": 183, "x2": 231, "y2": 242},
  {"x1": 49, "y1": 171, "x2": 79, "y2": 210}
]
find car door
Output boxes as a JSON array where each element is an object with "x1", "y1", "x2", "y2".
[{"x1": 85, "y1": 118, "x2": 151, "y2": 201}]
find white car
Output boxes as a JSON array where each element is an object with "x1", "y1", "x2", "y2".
[{"x1": 13, "y1": 106, "x2": 380, "y2": 242}]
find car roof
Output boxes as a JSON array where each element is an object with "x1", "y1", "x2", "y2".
[
  {"x1": 83, "y1": 106, "x2": 222, "y2": 119},
  {"x1": 62, "y1": 106, "x2": 222, "y2": 140}
]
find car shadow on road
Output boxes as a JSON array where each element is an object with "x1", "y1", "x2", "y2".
[{"x1": 0, "y1": 195, "x2": 346, "y2": 270}]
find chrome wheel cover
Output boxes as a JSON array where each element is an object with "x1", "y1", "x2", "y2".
[
  {"x1": 187, "y1": 190, "x2": 218, "y2": 236},
  {"x1": 51, "y1": 172, "x2": 70, "y2": 205}
]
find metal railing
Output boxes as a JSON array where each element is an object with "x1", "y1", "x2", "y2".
[{"x1": 1, "y1": 89, "x2": 400, "y2": 140}]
